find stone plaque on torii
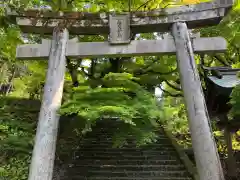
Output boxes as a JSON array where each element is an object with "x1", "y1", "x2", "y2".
[{"x1": 7, "y1": 1, "x2": 233, "y2": 180}]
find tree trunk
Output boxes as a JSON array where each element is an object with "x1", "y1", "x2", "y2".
[
  {"x1": 224, "y1": 127, "x2": 237, "y2": 179},
  {"x1": 109, "y1": 58, "x2": 121, "y2": 73},
  {"x1": 66, "y1": 58, "x2": 79, "y2": 87},
  {"x1": 218, "y1": 114, "x2": 238, "y2": 179},
  {"x1": 28, "y1": 27, "x2": 69, "y2": 180},
  {"x1": 5, "y1": 65, "x2": 16, "y2": 95},
  {"x1": 171, "y1": 22, "x2": 225, "y2": 180}
]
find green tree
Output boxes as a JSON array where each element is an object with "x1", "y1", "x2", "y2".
[{"x1": 1, "y1": 0, "x2": 240, "y2": 179}]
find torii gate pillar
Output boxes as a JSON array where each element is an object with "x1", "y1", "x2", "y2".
[
  {"x1": 172, "y1": 22, "x2": 225, "y2": 180},
  {"x1": 28, "y1": 27, "x2": 69, "y2": 180}
]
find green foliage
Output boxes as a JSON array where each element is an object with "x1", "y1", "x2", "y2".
[
  {"x1": 37, "y1": 0, "x2": 181, "y2": 12},
  {"x1": 161, "y1": 94, "x2": 191, "y2": 148},
  {"x1": 11, "y1": 61, "x2": 47, "y2": 98},
  {"x1": 230, "y1": 85, "x2": 240, "y2": 117},
  {"x1": 0, "y1": 155, "x2": 31, "y2": 180},
  {"x1": 0, "y1": 27, "x2": 23, "y2": 86},
  {"x1": 60, "y1": 72, "x2": 162, "y2": 146},
  {"x1": 0, "y1": 98, "x2": 38, "y2": 180},
  {"x1": 161, "y1": 2, "x2": 240, "y2": 152},
  {"x1": 0, "y1": 0, "x2": 240, "y2": 179}
]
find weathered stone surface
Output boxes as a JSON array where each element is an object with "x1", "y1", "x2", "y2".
[
  {"x1": 109, "y1": 14, "x2": 131, "y2": 44},
  {"x1": 163, "y1": 31, "x2": 200, "y2": 39},
  {"x1": 16, "y1": 37, "x2": 227, "y2": 59},
  {"x1": 27, "y1": 28, "x2": 69, "y2": 180},
  {"x1": 52, "y1": 120, "x2": 194, "y2": 180},
  {"x1": 172, "y1": 22, "x2": 225, "y2": 180},
  {"x1": 7, "y1": 0, "x2": 232, "y2": 35}
]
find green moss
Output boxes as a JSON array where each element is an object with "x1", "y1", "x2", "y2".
[{"x1": 0, "y1": 97, "x2": 39, "y2": 180}]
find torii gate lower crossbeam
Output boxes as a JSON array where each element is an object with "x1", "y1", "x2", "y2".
[
  {"x1": 16, "y1": 24, "x2": 226, "y2": 180},
  {"x1": 16, "y1": 37, "x2": 226, "y2": 59}
]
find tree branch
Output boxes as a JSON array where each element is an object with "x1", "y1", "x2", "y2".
[
  {"x1": 164, "y1": 80, "x2": 181, "y2": 91},
  {"x1": 109, "y1": 58, "x2": 122, "y2": 73},
  {"x1": 66, "y1": 58, "x2": 80, "y2": 87},
  {"x1": 90, "y1": 59, "x2": 96, "y2": 77},
  {"x1": 81, "y1": 67, "x2": 92, "y2": 78},
  {"x1": 135, "y1": 58, "x2": 159, "y2": 73},
  {"x1": 213, "y1": 55, "x2": 230, "y2": 66},
  {"x1": 134, "y1": 65, "x2": 177, "y2": 76},
  {"x1": 135, "y1": 0, "x2": 153, "y2": 11},
  {"x1": 158, "y1": 85, "x2": 183, "y2": 97}
]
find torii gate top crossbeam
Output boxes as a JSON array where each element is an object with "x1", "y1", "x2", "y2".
[{"x1": 7, "y1": 0, "x2": 233, "y2": 35}]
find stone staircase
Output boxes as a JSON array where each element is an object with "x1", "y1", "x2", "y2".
[{"x1": 59, "y1": 120, "x2": 194, "y2": 180}]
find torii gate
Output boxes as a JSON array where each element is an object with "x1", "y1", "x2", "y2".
[{"x1": 8, "y1": 1, "x2": 233, "y2": 180}]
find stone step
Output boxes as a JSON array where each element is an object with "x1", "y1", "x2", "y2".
[
  {"x1": 85, "y1": 130, "x2": 165, "y2": 134},
  {"x1": 57, "y1": 124, "x2": 193, "y2": 180},
  {"x1": 78, "y1": 145, "x2": 174, "y2": 150},
  {"x1": 71, "y1": 170, "x2": 190, "y2": 177},
  {"x1": 89, "y1": 125, "x2": 164, "y2": 130},
  {"x1": 80, "y1": 139, "x2": 172, "y2": 145},
  {"x1": 68, "y1": 164, "x2": 186, "y2": 171},
  {"x1": 75, "y1": 150, "x2": 177, "y2": 155},
  {"x1": 72, "y1": 159, "x2": 182, "y2": 165},
  {"x1": 80, "y1": 138, "x2": 172, "y2": 144},
  {"x1": 75, "y1": 147, "x2": 174, "y2": 151},
  {"x1": 75, "y1": 151, "x2": 177, "y2": 157},
  {"x1": 69, "y1": 176, "x2": 192, "y2": 180},
  {"x1": 82, "y1": 138, "x2": 168, "y2": 143},
  {"x1": 79, "y1": 140, "x2": 172, "y2": 146},
  {"x1": 77, "y1": 145, "x2": 175, "y2": 150},
  {"x1": 77, "y1": 148, "x2": 176, "y2": 154},
  {"x1": 77, "y1": 143, "x2": 175, "y2": 149},
  {"x1": 75, "y1": 154, "x2": 180, "y2": 160},
  {"x1": 85, "y1": 134, "x2": 168, "y2": 139},
  {"x1": 85, "y1": 130, "x2": 166, "y2": 134}
]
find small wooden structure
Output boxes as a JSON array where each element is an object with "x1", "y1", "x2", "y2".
[
  {"x1": 202, "y1": 65, "x2": 240, "y2": 179},
  {"x1": 203, "y1": 66, "x2": 240, "y2": 117},
  {"x1": 7, "y1": 1, "x2": 234, "y2": 180}
]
